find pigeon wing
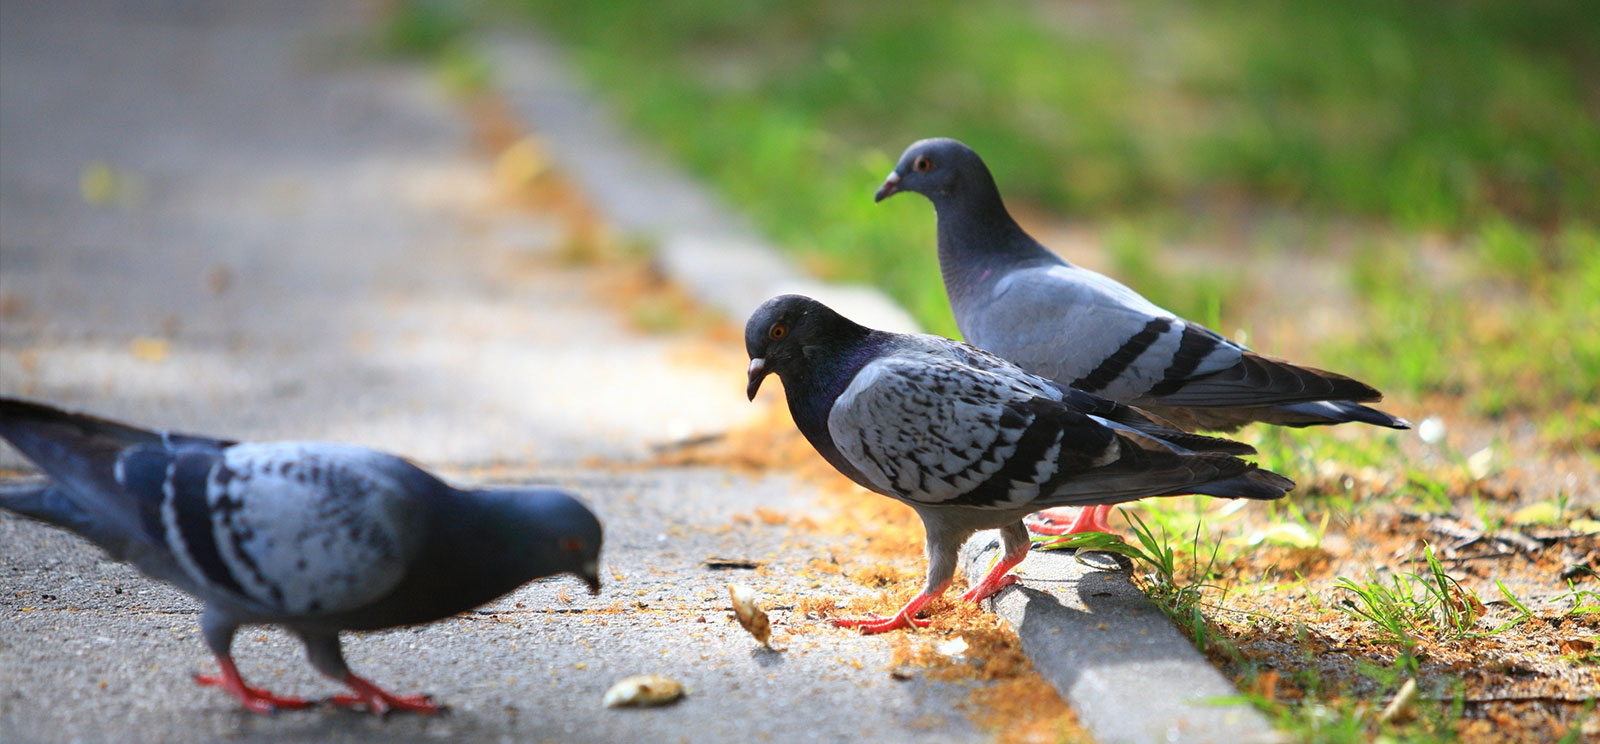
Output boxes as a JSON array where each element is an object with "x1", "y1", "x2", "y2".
[
  {"x1": 166, "y1": 442, "x2": 431, "y2": 615},
  {"x1": 964, "y1": 264, "x2": 1242, "y2": 401},
  {"x1": 826, "y1": 351, "x2": 1121, "y2": 510}
]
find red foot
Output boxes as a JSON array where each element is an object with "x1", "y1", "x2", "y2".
[
  {"x1": 194, "y1": 657, "x2": 312, "y2": 714},
  {"x1": 1027, "y1": 505, "x2": 1119, "y2": 538},
  {"x1": 959, "y1": 572, "x2": 1018, "y2": 603},
  {"x1": 328, "y1": 674, "x2": 439, "y2": 715},
  {"x1": 833, "y1": 591, "x2": 939, "y2": 634}
]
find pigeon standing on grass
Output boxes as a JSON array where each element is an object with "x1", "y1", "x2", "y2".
[
  {"x1": 0, "y1": 397, "x2": 603, "y2": 715},
  {"x1": 744, "y1": 295, "x2": 1293, "y2": 633},
  {"x1": 875, "y1": 137, "x2": 1407, "y2": 534}
]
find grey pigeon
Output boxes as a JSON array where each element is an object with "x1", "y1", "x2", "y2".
[
  {"x1": 875, "y1": 137, "x2": 1410, "y2": 435},
  {"x1": 744, "y1": 295, "x2": 1293, "y2": 633},
  {"x1": 0, "y1": 397, "x2": 603, "y2": 715}
]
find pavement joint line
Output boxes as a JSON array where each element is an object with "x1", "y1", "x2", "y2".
[{"x1": 484, "y1": 23, "x2": 1290, "y2": 744}]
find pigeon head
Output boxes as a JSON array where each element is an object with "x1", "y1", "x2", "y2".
[
  {"x1": 875, "y1": 138, "x2": 996, "y2": 208},
  {"x1": 485, "y1": 488, "x2": 605, "y2": 594},
  {"x1": 744, "y1": 294, "x2": 869, "y2": 400}
]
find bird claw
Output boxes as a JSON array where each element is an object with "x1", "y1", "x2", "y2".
[
  {"x1": 833, "y1": 611, "x2": 931, "y2": 634},
  {"x1": 330, "y1": 675, "x2": 439, "y2": 715},
  {"x1": 959, "y1": 572, "x2": 1018, "y2": 603},
  {"x1": 1026, "y1": 505, "x2": 1119, "y2": 538},
  {"x1": 193, "y1": 672, "x2": 312, "y2": 714}
]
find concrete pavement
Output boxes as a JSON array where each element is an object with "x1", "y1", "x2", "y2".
[{"x1": 0, "y1": 1, "x2": 985, "y2": 741}]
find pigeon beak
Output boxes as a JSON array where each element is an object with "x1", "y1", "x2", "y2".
[
  {"x1": 746, "y1": 358, "x2": 769, "y2": 401},
  {"x1": 580, "y1": 559, "x2": 601, "y2": 595},
  {"x1": 874, "y1": 171, "x2": 901, "y2": 203}
]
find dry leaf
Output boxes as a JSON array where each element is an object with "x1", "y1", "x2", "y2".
[
  {"x1": 129, "y1": 337, "x2": 170, "y2": 363},
  {"x1": 728, "y1": 583, "x2": 771, "y2": 647},
  {"x1": 1377, "y1": 678, "x2": 1418, "y2": 724},
  {"x1": 602, "y1": 675, "x2": 684, "y2": 708}
]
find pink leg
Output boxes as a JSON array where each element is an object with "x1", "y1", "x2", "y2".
[
  {"x1": 194, "y1": 656, "x2": 312, "y2": 714},
  {"x1": 833, "y1": 584, "x2": 946, "y2": 635},
  {"x1": 1027, "y1": 504, "x2": 1119, "y2": 537},
  {"x1": 328, "y1": 674, "x2": 439, "y2": 715},
  {"x1": 958, "y1": 545, "x2": 1028, "y2": 603}
]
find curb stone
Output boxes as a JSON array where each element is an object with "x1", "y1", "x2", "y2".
[
  {"x1": 483, "y1": 32, "x2": 917, "y2": 335},
  {"x1": 961, "y1": 533, "x2": 1283, "y2": 743},
  {"x1": 485, "y1": 25, "x2": 1283, "y2": 744}
]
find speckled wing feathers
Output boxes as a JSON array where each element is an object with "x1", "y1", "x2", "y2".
[
  {"x1": 132, "y1": 442, "x2": 423, "y2": 615},
  {"x1": 827, "y1": 346, "x2": 1118, "y2": 509}
]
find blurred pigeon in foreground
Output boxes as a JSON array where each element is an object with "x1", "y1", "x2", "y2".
[
  {"x1": 876, "y1": 137, "x2": 1406, "y2": 535},
  {"x1": 744, "y1": 295, "x2": 1292, "y2": 633},
  {"x1": 0, "y1": 397, "x2": 602, "y2": 715}
]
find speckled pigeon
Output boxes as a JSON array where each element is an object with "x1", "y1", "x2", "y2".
[
  {"x1": 0, "y1": 397, "x2": 603, "y2": 715},
  {"x1": 744, "y1": 295, "x2": 1293, "y2": 633},
  {"x1": 876, "y1": 138, "x2": 1406, "y2": 535}
]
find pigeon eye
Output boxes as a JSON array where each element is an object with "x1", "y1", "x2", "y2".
[
  {"x1": 769, "y1": 324, "x2": 787, "y2": 340},
  {"x1": 561, "y1": 537, "x2": 583, "y2": 553},
  {"x1": 914, "y1": 157, "x2": 932, "y2": 173}
]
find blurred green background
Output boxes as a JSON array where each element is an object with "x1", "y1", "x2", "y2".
[{"x1": 397, "y1": 0, "x2": 1600, "y2": 443}]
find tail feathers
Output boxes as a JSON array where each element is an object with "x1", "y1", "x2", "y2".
[
  {"x1": 1137, "y1": 399, "x2": 1410, "y2": 433},
  {"x1": 0, "y1": 396, "x2": 226, "y2": 551},
  {"x1": 1151, "y1": 350, "x2": 1384, "y2": 408},
  {"x1": 0, "y1": 477, "x2": 127, "y2": 552},
  {"x1": 0, "y1": 477, "x2": 90, "y2": 530},
  {"x1": 1055, "y1": 385, "x2": 1256, "y2": 455},
  {"x1": 2, "y1": 477, "x2": 173, "y2": 568},
  {"x1": 1192, "y1": 467, "x2": 1295, "y2": 501},
  {"x1": 1271, "y1": 400, "x2": 1411, "y2": 429}
]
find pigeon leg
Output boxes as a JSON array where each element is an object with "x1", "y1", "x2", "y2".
[
  {"x1": 1027, "y1": 504, "x2": 1119, "y2": 537},
  {"x1": 300, "y1": 630, "x2": 438, "y2": 715},
  {"x1": 328, "y1": 675, "x2": 439, "y2": 715},
  {"x1": 194, "y1": 608, "x2": 311, "y2": 713},
  {"x1": 959, "y1": 521, "x2": 1030, "y2": 603},
  {"x1": 193, "y1": 656, "x2": 312, "y2": 714},
  {"x1": 833, "y1": 517, "x2": 966, "y2": 633},
  {"x1": 833, "y1": 588, "x2": 942, "y2": 634}
]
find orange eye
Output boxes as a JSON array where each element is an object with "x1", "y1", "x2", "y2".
[
  {"x1": 561, "y1": 537, "x2": 583, "y2": 553},
  {"x1": 769, "y1": 324, "x2": 787, "y2": 340},
  {"x1": 914, "y1": 157, "x2": 932, "y2": 173}
]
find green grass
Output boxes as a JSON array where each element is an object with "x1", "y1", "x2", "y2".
[
  {"x1": 1040, "y1": 516, "x2": 1477, "y2": 742},
  {"x1": 515, "y1": 0, "x2": 1600, "y2": 228},
  {"x1": 1325, "y1": 221, "x2": 1600, "y2": 430},
  {"x1": 378, "y1": 0, "x2": 494, "y2": 96}
]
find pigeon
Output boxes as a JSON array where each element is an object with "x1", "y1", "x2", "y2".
[
  {"x1": 744, "y1": 295, "x2": 1293, "y2": 633},
  {"x1": 876, "y1": 138, "x2": 1407, "y2": 536},
  {"x1": 0, "y1": 397, "x2": 603, "y2": 715},
  {"x1": 874, "y1": 137, "x2": 1409, "y2": 434}
]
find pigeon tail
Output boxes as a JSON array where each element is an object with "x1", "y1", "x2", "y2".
[
  {"x1": 1146, "y1": 351, "x2": 1383, "y2": 408},
  {"x1": 0, "y1": 397, "x2": 204, "y2": 550},
  {"x1": 1140, "y1": 399, "x2": 1410, "y2": 433},
  {"x1": 1271, "y1": 400, "x2": 1411, "y2": 430},
  {"x1": 1190, "y1": 468, "x2": 1295, "y2": 501},
  {"x1": 0, "y1": 478, "x2": 77, "y2": 524}
]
